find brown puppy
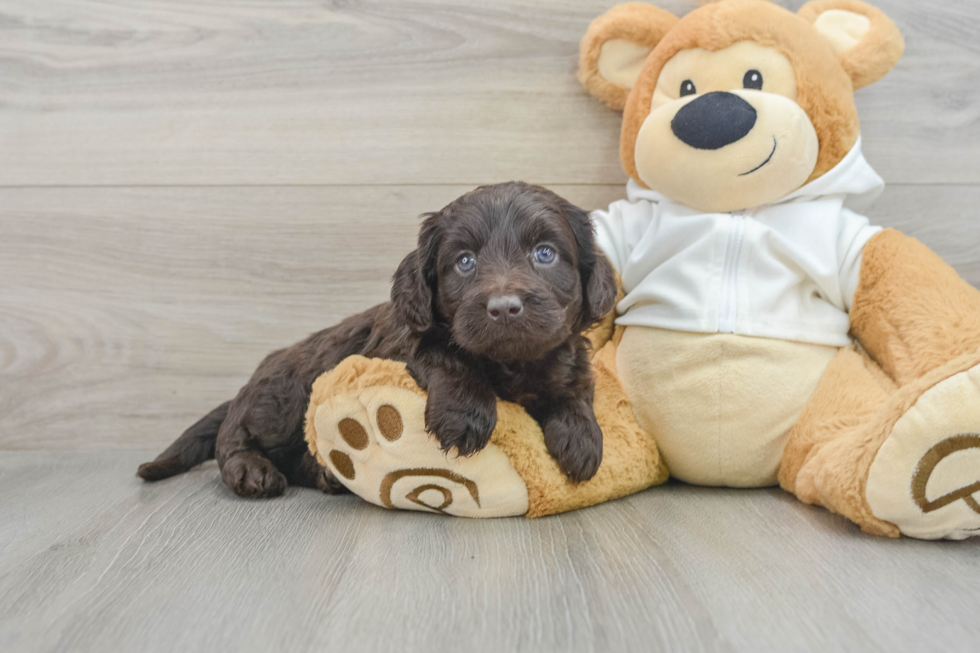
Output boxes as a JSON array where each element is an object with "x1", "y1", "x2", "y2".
[{"x1": 138, "y1": 182, "x2": 617, "y2": 498}]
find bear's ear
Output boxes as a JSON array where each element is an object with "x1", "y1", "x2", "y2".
[
  {"x1": 799, "y1": 0, "x2": 904, "y2": 90},
  {"x1": 578, "y1": 3, "x2": 678, "y2": 110}
]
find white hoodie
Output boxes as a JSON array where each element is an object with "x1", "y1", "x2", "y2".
[{"x1": 591, "y1": 138, "x2": 884, "y2": 347}]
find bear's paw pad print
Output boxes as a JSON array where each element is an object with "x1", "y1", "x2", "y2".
[{"x1": 310, "y1": 386, "x2": 529, "y2": 518}]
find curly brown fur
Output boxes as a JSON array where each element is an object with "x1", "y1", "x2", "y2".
[{"x1": 137, "y1": 182, "x2": 617, "y2": 497}]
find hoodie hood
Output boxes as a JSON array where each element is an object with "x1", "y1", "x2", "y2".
[{"x1": 625, "y1": 137, "x2": 884, "y2": 214}]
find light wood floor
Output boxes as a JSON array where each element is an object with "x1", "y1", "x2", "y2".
[{"x1": 2, "y1": 1, "x2": 979, "y2": 651}]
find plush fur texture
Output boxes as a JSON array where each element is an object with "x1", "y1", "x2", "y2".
[
  {"x1": 306, "y1": 225, "x2": 980, "y2": 528},
  {"x1": 798, "y1": 0, "x2": 905, "y2": 90},
  {"x1": 304, "y1": 342, "x2": 668, "y2": 519},
  {"x1": 578, "y1": 3, "x2": 679, "y2": 110},
  {"x1": 617, "y1": 327, "x2": 837, "y2": 487},
  {"x1": 619, "y1": 0, "x2": 860, "y2": 187},
  {"x1": 299, "y1": 1, "x2": 979, "y2": 535},
  {"x1": 850, "y1": 229, "x2": 980, "y2": 385},
  {"x1": 780, "y1": 347, "x2": 980, "y2": 538},
  {"x1": 579, "y1": 0, "x2": 904, "y2": 191},
  {"x1": 779, "y1": 230, "x2": 980, "y2": 537},
  {"x1": 508, "y1": 340, "x2": 669, "y2": 517},
  {"x1": 301, "y1": 255, "x2": 670, "y2": 518},
  {"x1": 778, "y1": 345, "x2": 899, "y2": 536},
  {"x1": 568, "y1": 1, "x2": 980, "y2": 538}
]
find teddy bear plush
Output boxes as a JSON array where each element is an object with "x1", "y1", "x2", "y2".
[{"x1": 306, "y1": 0, "x2": 980, "y2": 539}]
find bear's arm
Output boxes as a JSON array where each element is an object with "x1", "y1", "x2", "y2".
[
  {"x1": 838, "y1": 207, "x2": 883, "y2": 312},
  {"x1": 590, "y1": 198, "x2": 657, "y2": 276}
]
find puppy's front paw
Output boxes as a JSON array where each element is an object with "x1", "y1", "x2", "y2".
[
  {"x1": 544, "y1": 412, "x2": 603, "y2": 483},
  {"x1": 425, "y1": 395, "x2": 497, "y2": 457}
]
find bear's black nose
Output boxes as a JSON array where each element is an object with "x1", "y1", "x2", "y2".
[{"x1": 671, "y1": 91, "x2": 757, "y2": 150}]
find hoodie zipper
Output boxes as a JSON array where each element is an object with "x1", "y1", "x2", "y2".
[{"x1": 718, "y1": 211, "x2": 746, "y2": 333}]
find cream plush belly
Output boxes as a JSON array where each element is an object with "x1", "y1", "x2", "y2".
[{"x1": 617, "y1": 327, "x2": 838, "y2": 487}]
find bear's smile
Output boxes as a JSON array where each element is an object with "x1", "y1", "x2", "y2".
[{"x1": 739, "y1": 137, "x2": 778, "y2": 177}]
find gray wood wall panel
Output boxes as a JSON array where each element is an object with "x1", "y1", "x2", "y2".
[
  {"x1": 1, "y1": 1, "x2": 978, "y2": 186},
  {"x1": 3, "y1": 184, "x2": 979, "y2": 452}
]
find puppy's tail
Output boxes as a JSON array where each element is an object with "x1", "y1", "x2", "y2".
[{"x1": 137, "y1": 401, "x2": 231, "y2": 481}]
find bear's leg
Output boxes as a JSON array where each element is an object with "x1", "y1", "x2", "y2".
[
  {"x1": 851, "y1": 229, "x2": 980, "y2": 384},
  {"x1": 780, "y1": 346, "x2": 980, "y2": 539},
  {"x1": 781, "y1": 232, "x2": 980, "y2": 538},
  {"x1": 303, "y1": 344, "x2": 667, "y2": 518},
  {"x1": 778, "y1": 346, "x2": 900, "y2": 536}
]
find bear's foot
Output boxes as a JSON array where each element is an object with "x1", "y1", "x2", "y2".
[
  {"x1": 867, "y1": 362, "x2": 980, "y2": 540},
  {"x1": 305, "y1": 351, "x2": 668, "y2": 518},
  {"x1": 304, "y1": 360, "x2": 530, "y2": 518}
]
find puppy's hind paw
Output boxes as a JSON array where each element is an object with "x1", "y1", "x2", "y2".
[
  {"x1": 316, "y1": 467, "x2": 350, "y2": 495},
  {"x1": 220, "y1": 452, "x2": 287, "y2": 499}
]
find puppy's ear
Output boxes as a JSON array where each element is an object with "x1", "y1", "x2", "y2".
[
  {"x1": 585, "y1": 253, "x2": 618, "y2": 329},
  {"x1": 562, "y1": 200, "x2": 618, "y2": 330},
  {"x1": 391, "y1": 212, "x2": 442, "y2": 333}
]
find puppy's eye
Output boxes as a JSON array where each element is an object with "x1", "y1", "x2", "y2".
[
  {"x1": 743, "y1": 70, "x2": 763, "y2": 90},
  {"x1": 680, "y1": 80, "x2": 697, "y2": 97},
  {"x1": 533, "y1": 245, "x2": 556, "y2": 265},
  {"x1": 456, "y1": 253, "x2": 476, "y2": 273}
]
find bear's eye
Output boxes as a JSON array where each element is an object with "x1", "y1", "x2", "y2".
[
  {"x1": 743, "y1": 70, "x2": 763, "y2": 90},
  {"x1": 680, "y1": 79, "x2": 697, "y2": 97}
]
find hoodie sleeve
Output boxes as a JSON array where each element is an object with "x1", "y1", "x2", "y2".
[
  {"x1": 591, "y1": 199, "x2": 657, "y2": 275},
  {"x1": 837, "y1": 208, "x2": 882, "y2": 311}
]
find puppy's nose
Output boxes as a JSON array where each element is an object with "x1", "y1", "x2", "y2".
[
  {"x1": 487, "y1": 295, "x2": 524, "y2": 322},
  {"x1": 671, "y1": 91, "x2": 757, "y2": 150}
]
